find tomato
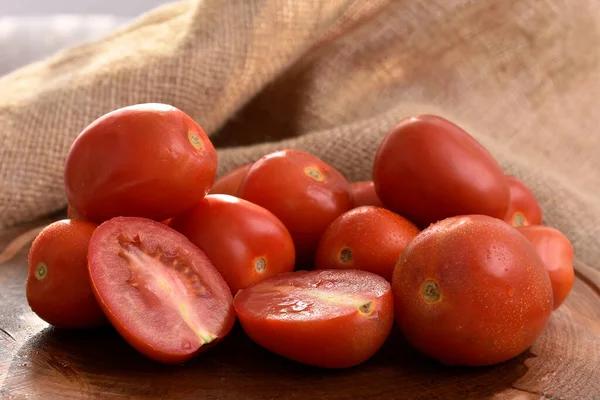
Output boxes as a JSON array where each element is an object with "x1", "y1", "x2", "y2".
[
  {"x1": 209, "y1": 164, "x2": 252, "y2": 196},
  {"x1": 170, "y1": 195, "x2": 295, "y2": 294},
  {"x1": 315, "y1": 206, "x2": 419, "y2": 281},
  {"x1": 234, "y1": 269, "x2": 393, "y2": 368},
  {"x1": 64, "y1": 103, "x2": 217, "y2": 223},
  {"x1": 350, "y1": 181, "x2": 383, "y2": 208},
  {"x1": 504, "y1": 175, "x2": 543, "y2": 227},
  {"x1": 392, "y1": 215, "x2": 553, "y2": 366},
  {"x1": 26, "y1": 219, "x2": 107, "y2": 329},
  {"x1": 373, "y1": 115, "x2": 509, "y2": 228},
  {"x1": 238, "y1": 149, "x2": 353, "y2": 265},
  {"x1": 88, "y1": 217, "x2": 235, "y2": 364},
  {"x1": 66, "y1": 204, "x2": 84, "y2": 220},
  {"x1": 517, "y1": 225, "x2": 574, "y2": 309}
]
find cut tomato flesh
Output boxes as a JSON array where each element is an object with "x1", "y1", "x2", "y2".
[{"x1": 88, "y1": 217, "x2": 234, "y2": 363}]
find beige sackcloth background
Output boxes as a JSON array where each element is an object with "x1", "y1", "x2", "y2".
[{"x1": 0, "y1": 0, "x2": 598, "y2": 269}]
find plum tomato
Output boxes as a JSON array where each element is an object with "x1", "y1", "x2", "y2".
[
  {"x1": 170, "y1": 194, "x2": 295, "y2": 294},
  {"x1": 88, "y1": 217, "x2": 235, "y2": 364},
  {"x1": 517, "y1": 225, "x2": 574, "y2": 309},
  {"x1": 504, "y1": 175, "x2": 543, "y2": 227},
  {"x1": 238, "y1": 149, "x2": 353, "y2": 265},
  {"x1": 233, "y1": 269, "x2": 393, "y2": 368},
  {"x1": 350, "y1": 181, "x2": 383, "y2": 208},
  {"x1": 373, "y1": 115, "x2": 510, "y2": 228},
  {"x1": 315, "y1": 206, "x2": 419, "y2": 281},
  {"x1": 392, "y1": 215, "x2": 553, "y2": 366},
  {"x1": 209, "y1": 164, "x2": 253, "y2": 196},
  {"x1": 26, "y1": 219, "x2": 107, "y2": 329},
  {"x1": 64, "y1": 103, "x2": 217, "y2": 223}
]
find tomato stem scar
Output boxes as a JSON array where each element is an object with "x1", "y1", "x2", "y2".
[
  {"x1": 512, "y1": 212, "x2": 526, "y2": 227},
  {"x1": 254, "y1": 257, "x2": 267, "y2": 273},
  {"x1": 422, "y1": 280, "x2": 441, "y2": 303},
  {"x1": 339, "y1": 248, "x2": 352, "y2": 264},
  {"x1": 358, "y1": 301, "x2": 373, "y2": 314},
  {"x1": 35, "y1": 262, "x2": 48, "y2": 280},
  {"x1": 188, "y1": 132, "x2": 203, "y2": 149},
  {"x1": 304, "y1": 167, "x2": 324, "y2": 181}
]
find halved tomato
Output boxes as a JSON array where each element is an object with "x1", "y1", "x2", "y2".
[
  {"x1": 233, "y1": 269, "x2": 394, "y2": 368},
  {"x1": 88, "y1": 217, "x2": 235, "y2": 364}
]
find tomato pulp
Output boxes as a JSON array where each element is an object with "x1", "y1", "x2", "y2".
[
  {"x1": 234, "y1": 269, "x2": 394, "y2": 368},
  {"x1": 88, "y1": 217, "x2": 235, "y2": 364}
]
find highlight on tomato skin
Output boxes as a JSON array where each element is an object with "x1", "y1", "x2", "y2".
[
  {"x1": 349, "y1": 181, "x2": 383, "y2": 208},
  {"x1": 170, "y1": 194, "x2": 296, "y2": 294},
  {"x1": 209, "y1": 164, "x2": 253, "y2": 196},
  {"x1": 504, "y1": 175, "x2": 543, "y2": 227},
  {"x1": 516, "y1": 225, "x2": 575, "y2": 309},
  {"x1": 26, "y1": 219, "x2": 107, "y2": 329},
  {"x1": 392, "y1": 214, "x2": 553, "y2": 367},
  {"x1": 238, "y1": 149, "x2": 353, "y2": 266},
  {"x1": 87, "y1": 217, "x2": 235, "y2": 365},
  {"x1": 314, "y1": 206, "x2": 419, "y2": 282},
  {"x1": 233, "y1": 269, "x2": 394, "y2": 369},
  {"x1": 373, "y1": 114, "x2": 510, "y2": 228},
  {"x1": 64, "y1": 103, "x2": 217, "y2": 224}
]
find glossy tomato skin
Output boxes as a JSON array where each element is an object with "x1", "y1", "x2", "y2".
[
  {"x1": 234, "y1": 269, "x2": 393, "y2": 368},
  {"x1": 373, "y1": 115, "x2": 510, "y2": 228},
  {"x1": 517, "y1": 226, "x2": 574, "y2": 309},
  {"x1": 88, "y1": 217, "x2": 235, "y2": 364},
  {"x1": 26, "y1": 219, "x2": 107, "y2": 329},
  {"x1": 238, "y1": 149, "x2": 353, "y2": 265},
  {"x1": 350, "y1": 181, "x2": 383, "y2": 208},
  {"x1": 315, "y1": 206, "x2": 419, "y2": 281},
  {"x1": 392, "y1": 215, "x2": 553, "y2": 366},
  {"x1": 504, "y1": 175, "x2": 543, "y2": 227},
  {"x1": 209, "y1": 164, "x2": 253, "y2": 196},
  {"x1": 64, "y1": 103, "x2": 217, "y2": 223},
  {"x1": 170, "y1": 194, "x2": 295, "y2": 294}
]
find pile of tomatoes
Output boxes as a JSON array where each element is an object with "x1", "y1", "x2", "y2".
[{"x1": 26, "y1": 104, "x2": 574, "y2": 369}]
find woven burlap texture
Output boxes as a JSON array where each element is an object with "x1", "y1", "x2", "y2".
[{"x1": 0, "y1": 0, "x2": 598, "y2": 269}]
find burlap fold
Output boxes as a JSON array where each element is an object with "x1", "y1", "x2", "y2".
[{"x1": 1, "y1": 0, "x2": 598, "y2": 268}]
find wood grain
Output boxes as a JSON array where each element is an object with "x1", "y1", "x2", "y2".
[{"x1": 0, "y1": 218, "x2": 598, "y2": 400}]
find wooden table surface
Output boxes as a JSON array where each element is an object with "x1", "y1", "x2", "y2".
[{"x1": 1, "y1": 217, "x2": 599, "y2": 400}]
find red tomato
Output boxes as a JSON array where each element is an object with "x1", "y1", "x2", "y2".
[
  {"x1": 315, "y1": 206, "x2": 419, "y2": 281},
  {"x1": 350, "y1": 181, "x2": 383, "y2": 208},
  {"x1": 392, "y1": 215, "x2": 553, "y2": 366},
  {"x1": 170, "y1": 195, "x2": 295, "y2": 294},
  {"x1": 209, "y1": 164, "x2": 253, "y2": 196},
  {"x1": 238, "y1": 149, "x2": 353, "y2": 265},
  {"x1": 517, "y1": 225, "x2": 574, "y2": 309},
  {"x1": 26, "y1": 220, "x2": 107, "y2": 329},
  {"x1": 234, "y1": 269, "x2": 393, "y2": 368},
  {"x1": 64, "y1": 103, "x2": 217, "y2": 223},
  {"x1": 88, "y1": 217, "x2": 235, "y2": 364},
  {"x1": 373, "y1": 115, "x2": 509, "y2": 228},
  {"x1": 504, "y1": 175, "x2": 543, "y2": 227},
  {"x1": 66, "y1": 204, "x2": 84, "y2": 220}
]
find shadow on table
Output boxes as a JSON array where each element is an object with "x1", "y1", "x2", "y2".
[{"x1": 2, "y1": 323, "x2": 533, "y2": 399}]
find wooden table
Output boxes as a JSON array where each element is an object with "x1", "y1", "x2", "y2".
[{"x1": 1, "y1": 218, "x2": 599, "y2": 399}]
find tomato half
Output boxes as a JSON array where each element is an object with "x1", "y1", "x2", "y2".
[
  {"x1": 504, "y1": 175, "x2": 543, "y2": 227},
  {"x1": 517, "y1": 225, "x2": 574, "y2": 309},
  {"x1": 209, "y1": 164, "x2": 253, "y2": 196},
  {"x1": 238, "y1": 149, "x2": 353, "y2": 265},
  {"x1": 26, "y1": 219, "x2": 107, "y2": 329},
  {"x1": 64, "y1": 103, "x2": 217, "y2": 223},
  {"x1": 234, "y1": 269, "x2": 393, "y2": 368},
  {"x1": 88, "y1": 217, "x2": 235, "y2": 364},
  {"x1": 392, "y1": 215, "x2": 553, "y2": 366},
  {"x1": 170, "y1": 195, "x2": 295, "y2": 294},
  {"x1": 349, "y1": 181, "x2": 383, "y2": 208},
  {"x1": 315, "y1": 206, "x2": 419, "y2": 281},
  {"x1": 373, "y1": 115, "x2": 509, "y2": 228}
]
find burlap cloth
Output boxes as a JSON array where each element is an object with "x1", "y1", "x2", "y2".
[{"x1": 0, "y1": 0, "x2": 598, "y2": 269}]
